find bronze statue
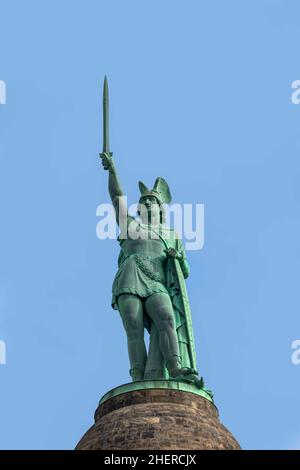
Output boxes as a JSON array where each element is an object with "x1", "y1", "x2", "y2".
[{"x1": 100, "y1": 77, "x2": 203, "y2": 388}]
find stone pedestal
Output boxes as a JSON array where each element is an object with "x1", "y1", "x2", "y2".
[{"x1": 75, "y1": 381, "x2": 240, "y2": 450}]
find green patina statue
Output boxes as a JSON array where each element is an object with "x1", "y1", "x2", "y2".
[{"x1": 100, "y1": 77, "x2": 204, "y2": 389}]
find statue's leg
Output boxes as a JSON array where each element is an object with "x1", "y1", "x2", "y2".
[
  {"x1": 117, "y1": 293, "x2": 147, "y2": 381},
  {"x1": 144, "y1": 292, "x2": 184, "y2": 378},
  {"x1": 144, "y1": 323, "x2": 167, "y2": 380}
]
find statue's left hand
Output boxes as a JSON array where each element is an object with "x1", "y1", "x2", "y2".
[{"x1": 166, "y1": 247, "x2": 182, "y2": 261}]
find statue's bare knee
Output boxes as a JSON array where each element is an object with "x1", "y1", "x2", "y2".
[{"x1": 117, "y1": 294, "x2": 144, "y2": 335}]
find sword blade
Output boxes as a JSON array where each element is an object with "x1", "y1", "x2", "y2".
[{"x1": 102, "y1": 76, "x2": 110, "y2": 153}]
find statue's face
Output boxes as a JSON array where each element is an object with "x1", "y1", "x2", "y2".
[{"x1": 138, "y1": 195, "x2": 160, "y2": 223}]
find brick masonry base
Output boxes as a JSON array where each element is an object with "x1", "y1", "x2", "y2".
[{"x1": 75, "y1": 388, "x2": 241, "y2": 450}]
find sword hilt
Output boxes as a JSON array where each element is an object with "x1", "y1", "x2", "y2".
[{"x1": 100, "y1": 151, "x2": 113, "y2": 170}]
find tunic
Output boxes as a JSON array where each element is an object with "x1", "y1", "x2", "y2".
[{"x1": 111, "y1": 222, "x2": 177, "y2": 310}]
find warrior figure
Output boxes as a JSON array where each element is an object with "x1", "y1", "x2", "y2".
[{"x1": 100, "y1": 77, "x2": 202, "y2": 387}]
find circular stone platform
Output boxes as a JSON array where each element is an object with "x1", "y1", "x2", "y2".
[{"x1": 75, "y1": 381, "x2": 241, "y2": 450}]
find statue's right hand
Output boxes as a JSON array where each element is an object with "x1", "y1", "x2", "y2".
[{"x1": 100, "y1": 152, "x2": 113, "y2": 171}]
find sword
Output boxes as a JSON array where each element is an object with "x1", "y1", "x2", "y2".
[{"x1": 102, "y1": 76, "x2": 113, "y2": 158}]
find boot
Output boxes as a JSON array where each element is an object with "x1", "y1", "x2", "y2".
[
  {"x1": 166, "y1": 355, "x2": 184, "y2": 378},
  {"x1": 130, "y1": 367, "x2": 144, "y2": 382},
  {"x1": 167, "y1": 357, "x2": 204, "y2": 388}
]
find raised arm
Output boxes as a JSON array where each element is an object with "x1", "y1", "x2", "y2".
[
  {"x1": 100, "y1": 152, "x2": 123, "y2": 203},
  {"x1": 100, "y1": 152, "x2": 132, "y2": 229}
]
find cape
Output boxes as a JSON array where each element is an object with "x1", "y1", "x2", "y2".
[{"x1": 148, "y1": 227, "x2": 198, "y2": 374}]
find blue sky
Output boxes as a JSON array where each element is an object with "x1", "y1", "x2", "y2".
[{"x1": 0, "y1": 0, "x2": 300, "y2": 450}]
